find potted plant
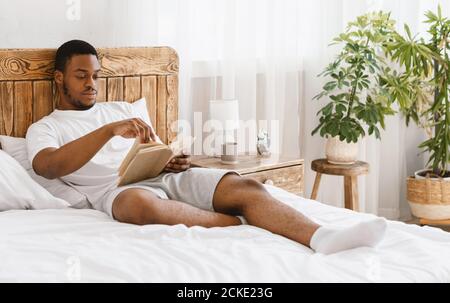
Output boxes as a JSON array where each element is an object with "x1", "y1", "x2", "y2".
[
  {"x1": 312, "y1": 12, "x2": 396, "y2": 164},
  {"x1": 383, "y1": 6, "x2": 450, "y2": 220}
]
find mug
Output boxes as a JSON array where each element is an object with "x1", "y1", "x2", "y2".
[{"x1": 221, "y1": 142, "x2": 238, "y2": 164}]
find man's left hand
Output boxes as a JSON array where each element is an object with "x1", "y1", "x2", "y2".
[{"x1": 164, "y1": 154, "x2": 191, "y2": 173}]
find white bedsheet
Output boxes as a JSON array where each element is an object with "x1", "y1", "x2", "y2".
[{"x1": 1, "y1": 185, "x2": 449, "y2": 282}]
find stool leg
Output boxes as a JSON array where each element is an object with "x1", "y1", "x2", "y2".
[
  {"x1": 310, "y1": 173, "x2": 322, "y2": 200},
  {"x1": 344, "y1": 176, "x2": 359, "y2": 211}
]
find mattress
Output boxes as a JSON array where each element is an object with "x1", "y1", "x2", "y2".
[{"x1": 1, "y1": 185, "x2": 449, "y2": 282}]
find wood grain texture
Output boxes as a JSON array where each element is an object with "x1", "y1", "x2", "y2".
[
  {"x1": 0, "y1": 49, "x2": 55, "y2": 80},
  {"x1": 157, "y1": 76, "x2": 167, "y2": 143},
  {"x1": 98, "y1": 47, "x2": 178, "y2": 77},
  {"x1": 107, "y1": 77, "x2": 124, "y2": 101},
  {"x1": 166, "y1": 75, "x2": 178, "y2": 144},
  {"x1": 141, "y1": 75, "x2": 157, "y2": 128},
  {"x1": 310, "y1": 158, "x2": 365, "y2": 211},
  {"x1": 191, "y1": 154, "x2": 304, "y2": 195},
  {"x1": 245, "y1": 166, "x2": 304, "y2": 195},
  {"x1": 13, "y1": 81, "x2": 33, "y2": 137},
  {"x1": 0, "y1": 81, "x2": 14, "y2": 135},
  {"x1": 0, "y1": 47, "x2": 178, "y2": 142},
  {"x1": 33, "y1": 81, "x2": 53, "y2": 122},
  {"x1": 310, "y1": 172, "x2": 322, "y2": 200},
  {"x1": 311, "y1": 158, "x2": 369, "y2": 176},
  {"x1": 191, "y1": 154, "x2": 304, "y2": 174},
  {"x1": 124, "y1": 76, "x2": 141, "y2": 102},
  {"x1": 0, "y1": 47, "x2": 178, "y2": 81},
  {"x1": 52, "y1": 81, "x2": 60, "y2": 109},
  {"x1": 344, "y1": 175, "x2": 359, "y2": 211},
  {"x1": 96, "y1": 78, "x2": 107, "y2": 102}
]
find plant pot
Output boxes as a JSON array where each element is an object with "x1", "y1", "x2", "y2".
[
  {"x1": 407, "y1": 170, "x2": 450, "y2": 220},
  {"x1": 325, "y1": 136, "x2": 358, "y2": 165},
  {"x1": 414, "y1": 169, "x2": 450, "y2": 180}
]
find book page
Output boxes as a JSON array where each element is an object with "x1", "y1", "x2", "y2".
[
  {"x1": 117, "y1": 134, "x2": 195, "y2": 186},
  {"x1": 118, "y1": 146, "x2": 174, "y2": 186},
  {"x1": 118, "y1": 138, "x2": 164, "y2": 176}
]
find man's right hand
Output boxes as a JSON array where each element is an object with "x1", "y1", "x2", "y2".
[{"x1": 107, "y1": 118, "x2": 158, "y2": 143}]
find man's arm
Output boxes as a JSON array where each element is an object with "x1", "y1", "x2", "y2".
[{"x1": 32, "y1": 118, "x2": 157, "y2": 179}]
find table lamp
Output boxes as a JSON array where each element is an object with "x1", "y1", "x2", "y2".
[{"x1": 209, "y1": 99, "x2": 240, "y2": 164}]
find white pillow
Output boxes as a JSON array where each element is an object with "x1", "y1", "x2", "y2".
[
  {"x1": 0, "y1": 135, "x2": 91, "y2": 209},
  {"x1": 0, "y1": 150, "x2": 70, "y2": 211}
]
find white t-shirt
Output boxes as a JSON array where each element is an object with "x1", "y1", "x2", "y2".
[{"x1": 26, "y1": 101, "x2": 159, "y2": 204}]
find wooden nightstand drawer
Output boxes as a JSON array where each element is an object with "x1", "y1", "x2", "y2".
[
  {"x1": 191, "y1": 154, "x2": 304, "y2": 196},
  {"x1": 243, "y1": 165, "x2": 304, "y2": 195}
]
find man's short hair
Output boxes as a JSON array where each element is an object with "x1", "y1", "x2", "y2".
[{"x1": 55, "y1": 40, "x2": 98, "y2": 72}]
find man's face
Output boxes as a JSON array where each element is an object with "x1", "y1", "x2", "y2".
[{"x1": 57, "y1": 54, "x2": 101, "y2": 110}]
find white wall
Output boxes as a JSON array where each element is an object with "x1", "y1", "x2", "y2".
[{"x1": 1, "y1": 0, "x2": 447, "y2": 220}]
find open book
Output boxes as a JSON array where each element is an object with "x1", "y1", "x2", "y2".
[{"x1": 117, "y1": 136, "x2": 193, "y2": 186}]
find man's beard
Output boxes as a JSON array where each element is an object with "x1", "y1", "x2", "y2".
[{"x1": 63, "y1": 81, "x2": 96, "y2": 110}]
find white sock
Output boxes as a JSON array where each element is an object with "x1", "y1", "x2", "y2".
[{"x1": 310, "y1": 218, "x2": 387, "y2": 254}]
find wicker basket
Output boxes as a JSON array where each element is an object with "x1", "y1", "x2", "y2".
[{"x1": 407, "y1": 176, "x2": 450, "y2": 220}]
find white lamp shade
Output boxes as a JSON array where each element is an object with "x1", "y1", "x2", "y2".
[{"x1": 209, "y1": 99, "x2": 240, "y2": 130}]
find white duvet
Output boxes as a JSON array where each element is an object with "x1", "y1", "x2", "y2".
[{"x1": 1, "y1": 185, "x2": 449, "y2": 282}]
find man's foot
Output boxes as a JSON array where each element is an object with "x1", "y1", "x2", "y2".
[{"x1": 310, "y1": 217, "x2": 387, "y2": 254}]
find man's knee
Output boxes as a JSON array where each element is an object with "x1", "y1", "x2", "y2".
[
  {"x1": 237, "y1": 177, "x2": 270, "y2": 207},
  {"x1": 240, "y1": 177, "x2": 266, "y2": 191},
  {"x1": 218, "y1": 173, "x2": 265, "y2": 191},
  {"x1": 112, "y1": 189, "x2": 162, "y2": 225},
  {"x1": 214, "y1": 174, "x2": 268, "y2": 213}
]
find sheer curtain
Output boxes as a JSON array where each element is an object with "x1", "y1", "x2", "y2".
[{"x1": 1, "y1": 0, "x2": 448, "y2": 219}]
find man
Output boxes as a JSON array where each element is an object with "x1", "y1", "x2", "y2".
[{"x1": 26, "y1": 40, "x2": 387, "y2": 255}]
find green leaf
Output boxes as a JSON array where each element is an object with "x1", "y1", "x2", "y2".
[
  {"x1": 323, "y1": 103, "x2": 334, "y2": 116},
  {"x1": 424, "y1": 10, "x2": 438, "y2": 23},
  {"x1": 311, "y1": 121, "x2": 325, "y2": 136},
  {"x1": 336, "y1": 104, "x2": 346, "y2": 114},
  {"x1": 404, "y1": 24, "x2": 412, "y2": 40},
  {"x1": 320, "y1": 125, "x2": 327, "y2": 137},
  {"x1": 323, "y1": 81, "x2": 337, "y2": 91},
  {"x1": 374, "y1": 127, "x2": 380, "y2": 139}
]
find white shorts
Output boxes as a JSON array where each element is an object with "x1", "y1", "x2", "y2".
[{"x1": 92, "y1": 168, "x2": 239, "y2": 218}]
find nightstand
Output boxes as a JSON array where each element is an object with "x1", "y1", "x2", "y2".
[{"x1": 191, "y1": 154, "x2": 304, "y2": 196}]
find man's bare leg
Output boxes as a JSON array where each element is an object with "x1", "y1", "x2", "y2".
[
  {"x1": 112, "y1": 174, "x2": 386, "y2": 254},
  {"x1": 112, "y1": 188, "x2": 241, "y2": 227},
  {"x1": 212, "y1": 174, "x2": 321, "y2": 247},
  {"x1": 213, "y1": 174, "x2": 387, "y2": 253}
]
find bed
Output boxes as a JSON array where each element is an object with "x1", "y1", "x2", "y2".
[{"x1": 0, "y1": 47, "x2": 449, "y2": 282}]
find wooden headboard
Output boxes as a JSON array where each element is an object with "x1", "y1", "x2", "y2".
[{"x1": 0, "y1": 47, "x2": 178, "y2": 144}]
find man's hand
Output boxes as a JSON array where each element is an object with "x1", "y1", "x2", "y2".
[
  {"x1": 164, "y1": 154, "x2": 191, "y2": 173},
  {"x1": 107, "y1": 118, "x2": 158, "y2": 143}
]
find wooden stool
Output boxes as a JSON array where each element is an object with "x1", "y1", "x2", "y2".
[{"x1": 310, "y1": 159, "x2": 369, "y2": 211}]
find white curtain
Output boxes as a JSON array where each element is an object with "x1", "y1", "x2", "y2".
[{"x1": 1, "y1": 0, "x2": 449, "y2": 220}]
